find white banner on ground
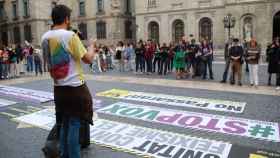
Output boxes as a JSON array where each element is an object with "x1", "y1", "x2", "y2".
[
  {"x1": 97, "y1": 89, "x2": 246, "y2": 113},
  {"x1": 14, "y1": 109, "x2": 232, "y2": 158},
  {"x1": 98, "y1": 102, "x2": 280, "y2": 142},
  {"x1": 0, "y1": 85, "x2": 54, "y2": 103},
  {"x1": 0, "y1": 98, "x2": 17, "y2": 107}
]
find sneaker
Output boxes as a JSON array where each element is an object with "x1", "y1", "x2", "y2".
[
  {"x1": 238, "y1": 82, "x2": 242, "y2": 86},
  {"x1": 250, "y1": 84, "x2": 254, "y2": 87},
  {"x1": 276, "y1": 87, "x2": 280, "y2": 90},
  {"x1": 220, "y1": 80, "x2": 226, "y2": 83}
]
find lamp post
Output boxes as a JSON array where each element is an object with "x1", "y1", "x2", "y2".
[{"x1": 223, "y1": 13, "x2": 236, "y2": 40}]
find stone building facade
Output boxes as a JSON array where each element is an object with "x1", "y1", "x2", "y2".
[
  {"x1": 0, "y1": 0, "x2": 136, "y2": 47},
  {"x1": 0, "y1": 0, "x2": 279, "y2": 49},
  {"x1": 135, "y1": 0, "x2": 280, "y2": 48}
]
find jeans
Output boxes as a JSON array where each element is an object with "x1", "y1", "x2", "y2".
[
  {"x1": 59, "y1": 117, "x2": 81, "y2": 158},
  {"x1": 168, "y1": 57, "x2": 174, "y2": 72},
  {"x1": 202, "y1": 56, "x2": 213, "y2": 79},
  {"x1": 222, "y1": 59, "x2": 231, "y2": 81},
  {"x1": 135, "y1": 55, "x2": 145, "y2": 72},
  {"x1": 27, "y1": 55, "x2": 33, "y2": 72},
  {"x1": 2, "y1": 64, "x2": 9, "y2": 78},
  {"x1": 159, "y1": 59, "x2": 168, "y2": 75},
  {"x1": 35, "y1": 62, "x2": 43, "y2": 75},
  {"x1": 153, "y1": 57, "x2": 161, "y2": 73},
  {"x1": 249, "y1": 64, "x2": 259, "y2": 86}
]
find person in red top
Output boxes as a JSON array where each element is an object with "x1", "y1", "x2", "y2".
[{"x1": 144, "y1": 40, "x2": 155, "y2": 74}]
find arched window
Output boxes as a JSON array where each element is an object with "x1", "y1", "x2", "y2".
[
  {"x1": 96, "y1": 21, "x2": 106, "y2": 39},
  {"x1": 79, "y1": 0, "x2": 86, "y2": 16},
  {"x1": 13, "y1": 27, "x2": 21, "y2": 44},
  {"x1": 97, "y1": 0, "x2": 104, "y2": 13},
  {"x1": 273, "y1": 11, "x2": 280, "y2": 39},
  {"x1": 125, "y1": 20, "x2": 133, "y2": 39},
  {"x1": 172, "y1": 20, "x2": 185, "y2": 43},
  {"x1": 78, "y1": 23, "x2": 87, "y2": 40},
  {"x1": 24, "y1": 24, "x2": 32, "y2": 42},
  {"x1": 199, "y1": 17, "x2": 212, "y2": 42},
  {"x1": 243, "y1": 16, "x2": 253, "y2": 41},
  {"x1": 148, "y1": 21, "x2": 159, "y2": 43}
]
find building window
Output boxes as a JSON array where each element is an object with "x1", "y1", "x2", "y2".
[
  {"x1": 172, "y1": 20, "x2": 184, "y2": 43},
  {"x1": 148, "y1": 21, "x2": 159, "y2": 43},
  {"x1": 126, "y1": 0, "x2": 130, "y2": 14},
  {"x1": 78, "y1": 23, "x2": 87, "y2": 40},
  {"x1": 243, "y1": 16, "x2": 253, "y2": 42},
  {"x1": 13, "y1": 27, "x2": 21, "y2": 44},
  {"x1": 24, "y1": 24, "x2": 32, "y2": 42},
  {"x1": 0, "y1": 2, "x2": 5, "y2": 20},
  {"x1": 12, "y1": 1, "x2": 18, "y2": 20},
  {"x1": 79, "y1": 0, "x2": 86, "y2": 16},
  {"x1": 148, "y1": 0, "x2": 156, "y2": 8},
  {"x1": 97, "y1": 0, "x2": 104, "y2": 13},
  {"x1": 23, "y1": 0, "x2": 30, "y2": 18},
  {"x1": 273, "y1": 11, "x2": 280, "y2": 39},
  {"x1": 96, "y1": 21, "x2": 106, "y2": 39},
  {"x1": 199, "y1": 17, "x2": 212, "y2": 42},
  {"x1": 125, "y1": 20, "x2": 133, "y2": 39}
]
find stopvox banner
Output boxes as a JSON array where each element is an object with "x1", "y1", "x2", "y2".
[
  {"x1": 0, "y1": 85, "x2": 53, "y2": 103},
  {"x1": 14, "y1": 109, "x2": 232, "y2": 158},
  {"x1": 98, "y1": 102, "x2": 280, "y2": 142},
  {"x1": 96, "y1": 89, "x2": 246, "y2": 113}
]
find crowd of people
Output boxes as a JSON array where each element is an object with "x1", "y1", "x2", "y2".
[
  {"x1": 0, "y1": 41, "x2": 45, "y2": 79},
  {"x1": 90, "y1": 36, "x2": 280, "y2": 89},
  {"x1": 1, "y1": 35, "x2": 280, "y2": 89}
]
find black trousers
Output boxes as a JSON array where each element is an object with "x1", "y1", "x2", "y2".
[
  {"x1": 146, "y1": 58, "x2": 153, "y2": 73},
  {"x1": 159, "y1": 59, "x2": 168, "y2": 75},
  {"x1": 153, "y1": 57, "x2": 161, "y2": 73}
]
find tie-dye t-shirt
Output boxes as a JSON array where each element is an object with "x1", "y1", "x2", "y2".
[{"x1": 41, "y1": 29, "x2": 87, "y2": 87}]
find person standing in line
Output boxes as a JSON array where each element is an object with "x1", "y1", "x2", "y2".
[
  {"x1": 0, "y1": 48, "x2": 3, "y2": 79},
  {"x1": 8, "y1": 47, "x2": 17, "y2": 78},
  {"x1": 229, "y1": 38, "x2": 244, "y2": 86},
  {"x1": 135, "y1": 42, "x2": 145, "y2": 74},
  {"x1": 34, "y1": 48, "x2": 43, "y2": 76},
  {"x1": 153, "y1": 43, "x2": 161, "y2": 74},
  {"x1": 124, "y1": 43, "x2": 134, "y2": 71},
  {"x1": 187, "y1": 39, "x2": 200, "y2": 78},
  {"x1": 221, "y1": 38, "x2": 233, "y2": 83},
  {"x1": 159, "y1": 43, "x2": 169, "y2": 75},
  {"x1": 243, "y1": 40, "x2": 250, "y2": 73},
  {"x1": 41, "y1": 5, "x2": 95, "y2": 158},
  {"x1": 15, "y1": 44, "x2": 23, "y2": 77},
  {"x1": 245, "y1": 38, "x2": 261, "y2": 87},
  {"x1": 105, "y1": 46, "x2": 113, "y2": 70},
  {"x1": 2, "y1": 48, "x2": 9, "y2": 79},
  {"x1": 200, "y1": 39, "x2": 214, "y2": 80},
  {"x1": 115, "y1": 41, "x2": 125, "y2": 72},
  {"x1": 267, "y1": 38, "x2": 280, "y2": 87},
  {"x1": 174, "y1": 41, "x2": 186, "y2": 79},
  {"x1": 145, "y1": 40, "x2": 155, "y2": 75},
  {"x1": 24, "y1": 42, "x2": 34, "y2": 75},
  {"x1": 168, "y1": 42, "x2": 175, "y2": 73}
]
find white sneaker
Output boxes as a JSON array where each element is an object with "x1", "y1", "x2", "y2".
[{"x1": 276, "y1": 87, "x2": 280, "y2": 90}]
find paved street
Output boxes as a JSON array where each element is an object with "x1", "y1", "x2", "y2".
[{"x1": 0, "y1": 63, "x2": 280, "y2": 158}]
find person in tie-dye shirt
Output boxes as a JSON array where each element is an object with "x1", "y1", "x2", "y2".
[{"x1": 41, "y1": 5, "x2": 96, "y2": 158}]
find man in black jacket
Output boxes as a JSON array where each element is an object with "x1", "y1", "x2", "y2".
[
  {"x1": 221, "y1": 38, "x2": 232, "y2": 83},
  {"x1": 229, "y1": 38, "x2": 244, "y2": 86}
]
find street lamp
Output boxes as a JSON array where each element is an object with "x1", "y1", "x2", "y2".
[{"x1": 223, "y1": 13, "x2": 236, "y2": 40}]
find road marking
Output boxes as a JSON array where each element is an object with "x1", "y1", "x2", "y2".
[
  {"x1": 0, "y1": 112, "x2": 17, "y2": 118},
  {"x1": 8, "y1": 107, "x2": 30, "y2": 114}
]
